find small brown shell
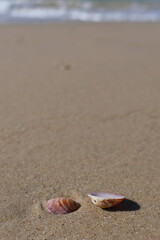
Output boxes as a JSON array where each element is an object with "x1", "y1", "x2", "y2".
[
  {"x1": 88, "y1": 192, "x2": 126, "y2": 208},
  {"x1": 46, "y1": 198, "x2": 80, "y2": 215}
]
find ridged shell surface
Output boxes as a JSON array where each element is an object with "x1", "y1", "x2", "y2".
[
  {"x1": 47, "y1": 198, "x2": 80, "y2": 215},
  {"x1": 88, "y1": 192, "x2": 126, "y2": 208}
]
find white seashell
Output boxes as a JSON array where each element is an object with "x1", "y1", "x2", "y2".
[
  {"x1": 88, "y1": 192, "x2": 126, "y2": 208},
  {"x1": 46, "y1": 198, "x2": 80, "y2": 215}
]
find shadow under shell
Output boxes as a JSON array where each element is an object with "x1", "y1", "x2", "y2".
[{"x1": 103, "y1": 199, "x2": 140, "y2": 212}]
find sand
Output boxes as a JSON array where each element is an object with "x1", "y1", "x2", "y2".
[{"x1": 0, "y1": 23, "x2": 160, "y2": 240}]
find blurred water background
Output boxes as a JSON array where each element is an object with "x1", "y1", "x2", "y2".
[{"x1": 0, "y1": 0, "x2": 160, "y2": 23}]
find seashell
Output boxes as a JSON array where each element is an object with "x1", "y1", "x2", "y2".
[
  {"x1": 46, "y1": 198, "x2": 80, "y2": 215},
  {"x1": 88, "y1": 192, "x2": 126, "y2": 208}
]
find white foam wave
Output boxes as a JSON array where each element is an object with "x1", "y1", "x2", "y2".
[
  {"x1": 0, "y1": 0, "x2": 10, "y2": 14},
  {"x1": 9, "y1": 8, "x2": 160, "y2": 22},
  {"x1": 0, "y1": 0, "x2": 160, "y2": 22}
]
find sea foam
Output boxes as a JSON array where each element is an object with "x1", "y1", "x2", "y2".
[{"x1": 0, "y1": 0, "x2": 160, "y2": 23}]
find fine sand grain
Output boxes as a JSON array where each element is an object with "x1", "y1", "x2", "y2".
[{"x1": 0, "y1": 23, "x2": 160, "y2": 240}]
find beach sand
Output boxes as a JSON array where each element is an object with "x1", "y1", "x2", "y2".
[{"x1": 0, "y1": 23, "x2": 160, "y2": 240}]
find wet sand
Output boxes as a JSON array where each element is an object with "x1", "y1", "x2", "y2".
[{"x1": 0, "y1": 23, "x2": 160, "y2": 239}]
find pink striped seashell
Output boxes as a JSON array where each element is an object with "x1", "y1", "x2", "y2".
[
  {"x1": 88, "y1": 192, "x2": 126, "y2": 208},
  {"x1": 46, "y1": 198, "x2": 80, "y2": 215}
]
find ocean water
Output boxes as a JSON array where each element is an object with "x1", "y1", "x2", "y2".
[{"x1": 0, "y1": 0, "x2": 160, "y2": 23}]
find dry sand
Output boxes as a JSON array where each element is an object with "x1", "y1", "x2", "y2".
[{"x1": 0, "y1": 23, "x2": 160, "y2": 240}]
